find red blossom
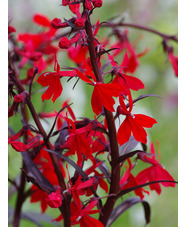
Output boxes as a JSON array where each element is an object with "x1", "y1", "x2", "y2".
[
  {"x1": 16, "y1": 13, "x2": 57, "y2": 71},
  {"x1": 10, "y1": 138, "x2": 40, "y2": 152},
  {"x1": 63, "y1": 118, "x2": 94, "y2": 166},
  {"x1": 37, "y1": 71, "x2": 62, "y2": 102},
  {"x1": 62, "y1": 0, "x2": 70, "y2": 6},
  {"x1": 117, "y1": 93, "x2": 157, "y2": 144},
  {"x1": 111, "y1": 30, "x2": 148, "y2": 73},
  {"x1": 30, "y1": 185, "x2": 48, "y2": 213},
  {"x1": 59, "y1": 37, "x2": 71, "y2": 49},
  {"x1": 92, "y1": 0, "x2": 103, "y2": 7},
  {"x1": 120, "y1": 159, "x2": 149, "y2": 200},
  {"x1": 51, "y1": 18, "x2": 69, "y2": 29},
  {"x1": 136, "y1": 142, "x2": 176, "y2": 194},
  {"x1": 33, "y1": 14, "x2": 51, "y2": 27},
  {"x1": 46, "y1": 187, "x2": 62, "y2": 208},
  {"x1": 85, "y1": 0, "x2": 93, "y2": 10},
  {"x1": 109, "y1": 52, "x2": 145, "y2": 96},
  {"x1": 71, "y1": 200, "x2": 103, "y2": 227},
  {"x1": 37, "y1": 57, "x2": 75, "y2": 102},
  {"x1": 76, "y1": 62, "x2": 123, "y2": 115}
]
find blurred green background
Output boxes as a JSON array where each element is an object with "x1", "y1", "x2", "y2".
[{"x1": 8, "y1": 0, "x2": 178, "y2": 226}]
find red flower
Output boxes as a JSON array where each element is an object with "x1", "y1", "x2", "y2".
[
  {"x1": 62, "y1": 0, "x2": 70, "y2": 6},
  {"x1": 120, "y1": 159, "x2": 149, "y2": 200},
  {"x1": 37, "y1": 72, "x2": 62, "y2": 103},
  {"x1": 85, "y1": 0, "x2": 93, "y2": 10},
  {"x1": 16, "y1": 13, "x2": 57, "y2": 71},
  {"x1": 10, "y1": 136, "x2": 40, "y2": 152},
  {"x1": 59, "y1": 37, "x2": 71, "y2": 49},
  {"x1": 117, "y1": 93, "x2": 157, "y2": 144},
  {"x1": 37, "y1": 57, "x2": 76, "y2": 102},
  {"x1": 110, "y1": 30, "x2": 148, "y2": 73},
  {"x1": 136, "y1": 142, "x2": 176, "y2": 194},
  {"x1": 39, "y1": 99, "x2": 76, "y2": 130},
  {"x1": 92, "y1": 0, "x2": 103, "y2": 7},
  {"x1": 68, "y1": 45, "x2": 88, "y2": 65},
  {"x1": 76, "y1": 62, "x2": 123, "y2": 115},
  {"x1": 72, "y1": 200, "x2": 103, "y2": 227},
  {"x1": 64, "y1": 118, "x2": 93, "y2": 166},
  {"x1": 46, "y1": 187, "x2": 62, "y2": 208},
  {"x1": 109, "y1": 52, "x2": 145, "y2": 96},
  {"x1": 33, "y1": 14, "x2": 51, "y2": 27},
  {"x1": 30, "y1": 185, "x2": 48, "y2": 213}
]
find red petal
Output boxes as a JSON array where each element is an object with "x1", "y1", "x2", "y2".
[
  {"x1": 80, "y1": 215, "x2": 104, "y2": 227},
  {"x1": 95, "y1": 84, "x2": 115, "y2": 112},
  {"x1": 46, "y1": 187, "x2": 62, "y2": 208},
  {"x1": 33, "y1": 14, "x2": 51, "y2": 27},
  {"x1": 117, "y1": 117, "x2": 132, "y2": 145},
  {"x1": 76, "y1": 178, "x2": 95, "y2": 190},
  {"x1": 128, "y1": 116, "x2": 147, "y2": 143},
  {"x1": 134, "y1": 114, "x2": 157, "y2": 128},
  {"x1": 91, "y1": 87, "x2": 103, "y2": 115},
  {"x1": 38, "y1": 74, "x2": 63, "y2": 102},
  {"x1": 10, "y1": 141, "x2": 27, "y2": 152},
  {"x1": 124, "y1": 74, "x2": 145, "y2": 90},
  {"x1": 76, "y1": 69, "x2": 93, "y2": 84}
]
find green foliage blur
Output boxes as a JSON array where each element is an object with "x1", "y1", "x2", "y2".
[{"x1": 8, "y1": 0, "x2": 178, "y2": 226}]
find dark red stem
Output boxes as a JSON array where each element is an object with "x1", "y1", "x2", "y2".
[
  {"x1": 12, "y1": 162, "x2": 26, "y2": 227},
  {"x1": 102, "y1": 22, "x2": 178, "y2": 42},
  {"x1": 9, "y1": 72, "x2": 71, "y2": 227},
  {"x1": 85, "y1": 15, "x2": 120, "y2": 226}
]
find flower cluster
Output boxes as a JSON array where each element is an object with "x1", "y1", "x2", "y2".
[{"x1": 8, "y1": 1, "x2": 177, "y2": 227}]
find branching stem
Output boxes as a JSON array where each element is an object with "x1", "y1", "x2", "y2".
[{"x1": 85, "y1": 15, "x2": 120, "y2": 226}]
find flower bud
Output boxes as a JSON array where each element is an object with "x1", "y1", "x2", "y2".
[
  {"x1": 62, "y1": 0, "x2": 70, "y2": 6},
  {"x1": 92, "y1": 0, "x2": 103, "y2": 8},
  {"x1": 74, "y1": 17, "x2": 86, "y2": 27},
  {"x1": 85, "y1": 0, "x2": 93, "y2": 10},
  {"x1": 59, "y1": 37, "x2": 71, "y2": 49}
]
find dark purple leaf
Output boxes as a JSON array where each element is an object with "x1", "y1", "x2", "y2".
[
  {"x1": 43, "y1": 148, "x2": 102, "y2": 208},
  {"x1": 46, "y1": 103, "x2": 72, "y2": 140},
  {"x1": 116, "y1": 180, "x2": 177, "y2": 199},
  {"x1": 8, "y1": 206, "x2": 60, "y2": 227},
  {"x1": 97, "y1": 48, "x2": 120, "y2": 57},
  {"x1": 96, "y1": 158, "x2": 111, "y2": 183},
  {"x1": 21, "y1": 152, "x2": 54, "y2": 193},
  {"x1": 28, "y1": 67, "x2": 38, "y2": 98},
  {"x1": 106, "y1": 197, "x2": 150, "y2": 227},
  {"x1": 54, "y1": 120, "x2": 69, "y2": 152},
  {"x1": 126, "y1": 94, "x2": 161, "y2": 108},
  {"x1": 110, "y1": 150, "x2": 145, "y2": 168},
  {"x1": 119, "y1": 135, "x2": 139, "y2": 155}
]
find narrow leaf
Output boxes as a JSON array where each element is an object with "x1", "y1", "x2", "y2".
[
  {"x1": 21, "y1": 152, "x2": 54, "y2": 193},
  {"x1": 107, "y1": 197, "x2": 150, "y2": 227},
  {"x1": 126, "y1": 94, "x2": 161, "y2": 108},
  {"x1": 96, "y1": 158, "x2": 111, "y2": 183},
  {"x1": 117, "y1": 180, "x2": 177, "y2": 199},
  {"x1": 119, "y1": 135, "x2": 139, "y2": 155},
  {"x1": 43, "y1": 148, "x2": 102, "y2": 208},
  {"x1": 46, "y1": 103, "x2": 72, "y2": 139},
  {"x1": 110, "y1": 150, "x2": 145, "y2": 168}
]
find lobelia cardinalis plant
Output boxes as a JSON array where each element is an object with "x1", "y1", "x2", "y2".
[{"x1": 8, "y1": 0, "x2": 178, "y2": 227}]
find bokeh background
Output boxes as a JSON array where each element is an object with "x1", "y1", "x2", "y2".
[{"x1": 8, "y1": 0, "x2": 178, "y2": 226}]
